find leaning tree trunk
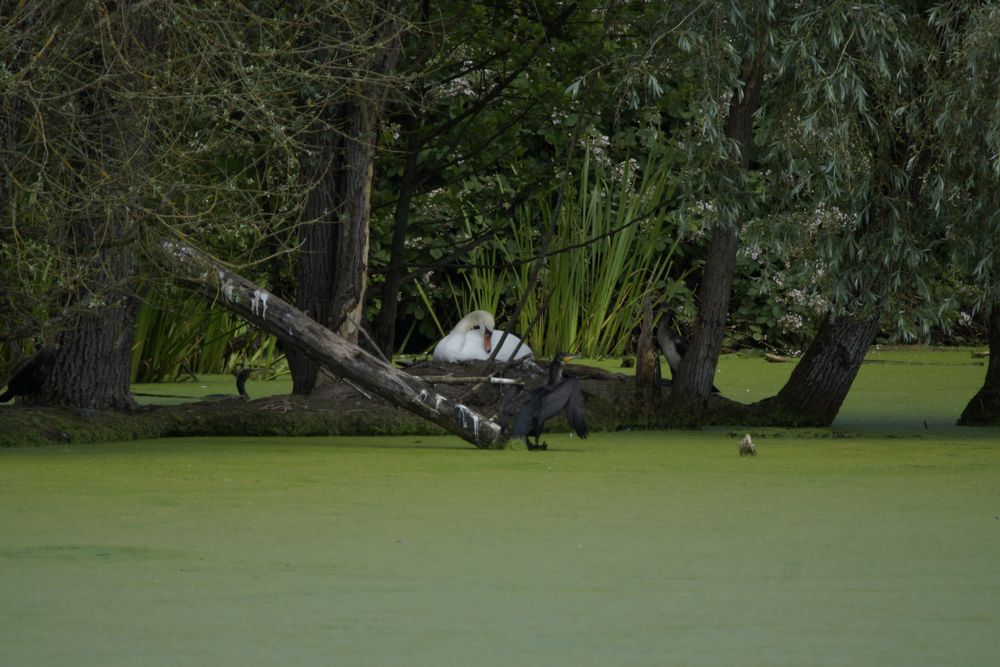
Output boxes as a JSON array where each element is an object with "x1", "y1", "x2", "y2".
[
  {"x1": 153, "y1": 235, "x2": 506, "y2": 448},
  {"x1": 959, "y1": 305, "x2": 1000, "y2": 425},
  {"x1": 670, "y1": 44, "x2": 766, "y2": 426},
  {"x1": 752, "y1": 312, "x2": 880, "y2": 426}
]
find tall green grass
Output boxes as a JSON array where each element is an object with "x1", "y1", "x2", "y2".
[
  {"x1": 131, "y1": 288, "x2": 285, "y2": 382},
  {"x1": 452, "y1": 146, "x2": 683, "y2": 357},
  {"x1": 451, "y1": 216, "x2": 505, "y2": 321}
]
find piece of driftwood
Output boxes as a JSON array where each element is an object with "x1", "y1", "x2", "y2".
[
  {"x1": 764, "y1": 353, "x2": 794, "y2": 363},
  {"x1": 153, "y1": 235, "x2": 506, "y2": 449},
  {"x1": 972, "y1": 350, "x2": 990, "y2": 359},
  {"x1": 420, "y1": 375, "x2": 524, "y2": 386}
]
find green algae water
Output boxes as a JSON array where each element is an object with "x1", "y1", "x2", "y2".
[{"x1": 2, "y1": 348, "x2": 999, "y2": 666}]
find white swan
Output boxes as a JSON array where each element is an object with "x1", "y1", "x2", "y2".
[{"x1": 432, "y1": 310, "x2": 533, "y2": 362}]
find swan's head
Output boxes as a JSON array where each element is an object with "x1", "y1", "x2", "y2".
[{"x1": 457, "y1": 310, "x2": 496, "y2": 353}]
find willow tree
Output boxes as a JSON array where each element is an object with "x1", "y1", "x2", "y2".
[
  {"x1": 742, "y1": 2, "x2": 935, "y2": 426},
  {"x1": 928, "y1": 3, "x2": 1000, "y2": 425},
  {"x1": 616, "y1": 1, "x2": 779, "y2": 425},
  {"x1": 634, "y1": 2, "x2": 951, "y2": 427},
  {"x1": 741, "y1": 2, "x2": 1000, "y2": 426}
]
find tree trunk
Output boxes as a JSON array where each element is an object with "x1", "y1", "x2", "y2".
[
  {"x1": 286, "y1": 105, "x2": 375, "y2": 394},
  {"x1": 333, "y1": 105, "x2": 378, "y2": 344},
  {"x1": 669, "y1": 222, "x2": 740, "y2": 425},
  {"x1": 372, "y1": 115, "x2": 421, "y2": 356},
  {"x1": 45, "y1": 276, "x2": 138, "y2": 411},
  {"x1": 753, "y1": 312, "x2": 880, "y2": 426},
  {"x1": 38, "y1": 1, "x2": 154, "y2": 411},
  {"x1": 959, "y1": 305, "x2": 1000, "y2": 425},
  {"x1": 286, "y1": 122, "x2": 340, "y2": 395},
  {"x1": 153, "y1": 235, "x2": 506, "y2": 448},
  {"x1": 288, "y1": 13, "x2": 403, "y2": 394},
  {"x1": 635, "y1": 295, "x2": 661, "y2": 417},
  {"x1": 670, "y1": 44, "x2": 766, "y2": 425}
]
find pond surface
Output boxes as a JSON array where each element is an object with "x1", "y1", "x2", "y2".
[{"x1": 2, "y1": 347, "x2": 998, "y2": 666}]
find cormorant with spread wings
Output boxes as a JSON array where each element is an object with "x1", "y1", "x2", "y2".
[{"x1": 505, "y1": 352, "x2": 587, "y2": 450}]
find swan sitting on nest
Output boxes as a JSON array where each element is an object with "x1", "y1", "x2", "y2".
[{"x1": 432, "y1": 310, "x2": 532, "y2": 363}]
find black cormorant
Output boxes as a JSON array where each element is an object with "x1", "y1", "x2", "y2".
[
  {"x1": 656, "y1": 309, "x2": 719, "y2": 393},
  {"x1": 506, "y1": 352, "x2": 588, "y2": 450},
  {"x1": 235, "y1": 367, "x2": 254, "y2": 400},
  {"x1": 0, "y1": 347, "x2": 55, "y2": 403},
  {"x1": 203, "y1": 368, "x2": 255, "y2": 400}
]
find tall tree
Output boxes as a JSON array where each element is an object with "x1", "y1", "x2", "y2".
[
  {"x1": 286, "y1": 3, "x2": 406, "y2": 393},
  {"x1": 628, "y1": 2, "x2": 776, "y2": 425},
  {"x1": 1, "y1": 1, "x2": 157, "y2": 409},
  {"x1": 928, "y1": 2, "x2": 1000, "y2": 425},
  {"x1": 750, "y1": 2, "x2": 945, "y2": 426},
  {"x1": 670, "y1": 37, "x2": 768, "y2": 424}
]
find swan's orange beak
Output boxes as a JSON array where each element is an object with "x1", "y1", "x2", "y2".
[{"x1": 483, "y1": 328, "x2": 493, "y2": 353}]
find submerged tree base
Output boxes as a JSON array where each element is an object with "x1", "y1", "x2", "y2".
[
  {"x1": 959, "y1": 307, "x2": 1000, "y2": 426},
  {"x1": 958, "y1": 387, "x2": 1000, "y2": 426}
]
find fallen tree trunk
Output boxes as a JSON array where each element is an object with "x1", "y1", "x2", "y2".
[{"x1": 151, "y1": 235, "x2": 506, "y2": 448}]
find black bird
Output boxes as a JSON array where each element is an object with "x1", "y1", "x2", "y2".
[
  {"x1": 235, "y1": 367, "x2": 254, "y2": 400},
  {"x1": 656, "y1": 309, "x2": 719, "y2": 393},
  {"x1": 507, "y1": 352, "x2": 588, "y2": 450},
  {"x1": 203, "y1": 367, "x2": 256, "y2": 400},
  {"x1": 0, "y1": 347, "x2": 55, "y2": 403}
]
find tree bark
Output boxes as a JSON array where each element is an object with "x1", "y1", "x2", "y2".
[
  {"x1": 635, "y1": 295, "x2": 661, "y2": 416},
  {"x1": 287, "y1": 121, "x2": 340, "y2": 394},
  {"x1": 37, "y1": 1, "x2": 155, "y2": 410},
  {"x1": 288, "y1": 11, "x2": 403, "y2": 394},
  {"x1": 753, "y1": 312, "x2": 880, "y2": 426},
  {"x1": 670, "y1": 44, "x2": 766, "y2": 425},
  {"x1": 959, "y1": 305, "x2": 1000, "y2": 425},
  {"x1": 45, "y1": 283, "x2": 138, "y2": 411},
  {"x1": 154, "y1": 236, "x2": 506, "y2": 448}
]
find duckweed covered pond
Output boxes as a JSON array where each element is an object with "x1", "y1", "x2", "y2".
[{"x1": 2, "y1": 347, "x2": 999, "y2": 666}]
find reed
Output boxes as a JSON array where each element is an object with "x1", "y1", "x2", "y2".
[
  {"x1": 131, "y1": 288, "x2": 285, "y2": 383},
  {"x1": 493, "y1": 146, "x2": 682, "y2": 357}
]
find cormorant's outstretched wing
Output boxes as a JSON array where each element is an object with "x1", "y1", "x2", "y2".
[
  {"x1": 535, "y1": 380, "x2": 577, "y2": 426},
  {"x1": 508, "y1": 375, "x2": 587, "y2": 441},
  {"x1": 536, "y1": 378, "x2": 587, "y2": 438},
  {"x1": 562, "y1": 377, "x2": 588, "y2": 439}
]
